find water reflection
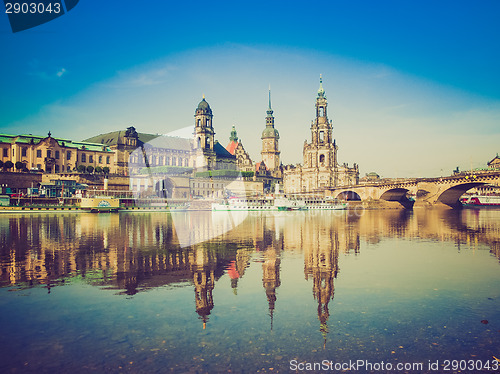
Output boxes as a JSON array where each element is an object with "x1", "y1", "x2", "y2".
[{"x1": 1, "y1": 209, "x2": 499, "y2": 320}]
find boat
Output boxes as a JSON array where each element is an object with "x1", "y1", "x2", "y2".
[
  {"x1": 212, "y1": 195, "x2": 346, "y2": 211},
  {"x1": 212, "y1": 196, "x2": 277, "y2": 211},
  {"x1": 460, "y1": 194, "x2": 500, "y2": 207},
  {"x1": 79, "y1": 196, "x2": 120, "y2": 213}
]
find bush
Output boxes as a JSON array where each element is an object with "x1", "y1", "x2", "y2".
[
  {"x1": 15, "y1": 161, "x2": 24, "y2": 171},
  {"x1": 95, "y1": 166, "x2": 102, "y2": 173},
  {"x1": 77, "y1": 165, "x2": 86, "y2": 173},
  {"x1": 86, "y1": 165, "x2": 94, "y2": 174},
  {"x1": 102, "y1": 166, "x2": 110, "y2": 174},
  {"x1": 4, "y1": 161, "x2": 14, "y2": 170}
]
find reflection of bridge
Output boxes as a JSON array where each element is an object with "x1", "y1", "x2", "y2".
[{"x1": 327, "y1": 171, "x2": 500, "y2": 208}]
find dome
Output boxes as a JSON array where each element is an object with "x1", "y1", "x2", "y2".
[
  {"x1": 196, "y1": 97, "x2": 211, "y2": 112},
  {"x1": 261, "y1": 126, "x2": 279, "y2": 139}
]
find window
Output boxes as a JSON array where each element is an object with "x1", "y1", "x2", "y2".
[
  {"x1": 319, "y1": 154, "x2": 325, "y2": 164},
  {"x1": 319, "y1": 131, "x2": 324, "y2": 142},
  {"x1": 67, "y1": 166, "x2": 71, "y2": 172},
  {"x1": 55, "y1": 150, "x2": 60, "y2": 159},
  {"x1": 89, "y1": 155, "x2": 93, "y2": 163},
  {"x1": 99, "y1": 156, "x2": 102, "y2": 163},
  {"x1": 37, "y1": 164, "x2": 41, "y2": 169},
  {"x1": 55, "y1": 165, "x2": 59, "y2": 173},
  {"x1": 172, "y1": 157, "x2": 176, "y2": 166},
  {"x1": 36, "y1": 150, "x2": 42, "y2": 158},
  {"x1": 3, "y1": 148, "x2": 8, "y2": 157},
  {"x1": 106, "y1": 156, "x2": 110, "y2": 164},
  {"x1": 67, "y1": 151, "x2": 71, "y2": 160},
  {"x1": 166, "y1": 157, "x2": 170, "y2": 166},
  {"x1": 22, "y1": 148, "x2": 27, "y2": 157},
  {"x1": 81, "y1": 153, "x2": 86, "y2": 163},
  {"x1": 47, "y1": 150, "x2": 51, "y2": 158},
  {"x1": 184, "y1": 158, "x2": 189, "y2": 167}
]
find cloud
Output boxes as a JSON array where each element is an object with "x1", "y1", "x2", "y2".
[{"x1": 56, "y1": 68, "x2": 66, "y2": 78}]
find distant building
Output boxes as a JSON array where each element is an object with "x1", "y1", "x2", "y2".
[
  {"x1": 0, "y1": 132, "x2": 114, "y2": 174},
  {"x1": 284, "y1": 76, "x2": 359, "y2": 194},
  {"x1": 226, "y1": 125, "x2": 254, "y2": 173},
  {"x1": 488, "y1": 154, "x2": 500, "y2": 170}
]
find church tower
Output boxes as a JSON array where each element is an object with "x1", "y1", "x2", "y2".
[
  {"x1": 302, "y1": 75, "x2": 338, "y2": 189},
  {"x1": 261, "y1": 89, "x2": 280, "y2": 172},
  {"x1": 194, "y1": 96, "x2": 216, "y2": 169}
]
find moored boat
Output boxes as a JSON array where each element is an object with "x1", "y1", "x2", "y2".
[
  {"x1": 460, "y1": 194, "x2": 500, "y2": 207},
  {"x1": 80, "y1": 196, "x2": 120, "y2": 213}
]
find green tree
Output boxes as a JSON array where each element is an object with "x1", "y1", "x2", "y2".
[
  {"x1": 102, "y1": 166, "x2": 110, "y2": 174},
  {"x1": 15, "y1": 161, "x2": 24, "y2": 171},
  {"x1": 86, "y1": 165, "x2": 94, "y2": 174},
  {"x1": 94, "y1": 166, "x2": 102, "y2": 173},
  {"x1": 4, "y1": 161, "x2": 14, "y2": 171},
  {"x1": 77, "y1": 165, "x2": 86, "y2": 173}
]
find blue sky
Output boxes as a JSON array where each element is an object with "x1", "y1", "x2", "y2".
[{"x1": 1, "y1": 0, "x2": 499, "y2": 177}]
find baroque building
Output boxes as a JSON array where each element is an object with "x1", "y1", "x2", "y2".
[
  {"x1": 283, "y1": 76, "x2": 359, "y2": 194},
  {"x1": 226, "y1": 125, "x2": 254, "y2": 173},
  {"x1": 0, "y1": 132, "x2": 115, "y2": 174}
]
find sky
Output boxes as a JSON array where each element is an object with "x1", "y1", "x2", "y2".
[{"x1": 1, "y1": 0, "x2": 499, "y2": 178}]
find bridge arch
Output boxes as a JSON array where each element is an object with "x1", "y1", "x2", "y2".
[
  {"x1": 336, "y1": 191, "x2": 361, "y2": 201},
  {"x1": 437, "y1": 182, "x2": 486, "y2": 208}
]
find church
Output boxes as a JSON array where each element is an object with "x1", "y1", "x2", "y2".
[{"x1": 283, "y1": 77, "x2": 359, "y2": 194}]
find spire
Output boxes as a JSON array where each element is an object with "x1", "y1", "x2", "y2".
[
  {"x1": 317, "y1": 74, "x2": 325, "y2": 98},
  {"x1": 229, "y1": 125, "x2": 238, "y2": 142},
  {"x1": 267, "y1": 85, "x2": 274, "y2": 118}
]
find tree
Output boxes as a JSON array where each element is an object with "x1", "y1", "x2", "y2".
[
  {"x1": 15, "y1": 161, "x2": 24, "y2": 171},
  {"x1": 77, "y1": 165, "x2": 86, "y2": 173},
  {"x1": 86, "y1": 165, "x2": 94, "y2": 174},
  {"x1": 102, "y1": 166, "x2": 110, "y2": 175},
  {"x1": 94, "y1": 166, "x2": 102, "y2": 173},
  {"x1": 0, "y1": 160, "x2": 3, "y2": 169},
  {"x1": 4, "y1": 161, "x2": 14, "y2": 171}
]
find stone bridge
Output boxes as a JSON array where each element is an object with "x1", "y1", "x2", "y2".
[{"x1": 326, "y1": 171, "x2": 500, "y2": 209}]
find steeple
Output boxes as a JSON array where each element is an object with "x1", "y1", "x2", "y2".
[
  {"x1": 267, "y1": 86, "x2": 273, "y2": 117},
  {"x1": 229, "y1": 125, "x2": 238, "y2": 142},
  {"x1": 317, "y1": 74, "x2": 325, "y2": 98}
]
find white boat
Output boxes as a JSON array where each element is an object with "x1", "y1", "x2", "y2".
[
  {"x1": 212, "y1": 195, "x2": 346, "y2": 211},
  {"x1": 460, "y1": 194, "x2": 500, "y2": 207}
]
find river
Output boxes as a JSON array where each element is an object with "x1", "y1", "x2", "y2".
[{"x1": 1, "y1": 208, "x2": 499, "y2": 373}]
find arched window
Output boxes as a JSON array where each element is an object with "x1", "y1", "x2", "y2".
[
  {"x1": 197, "y1": 137, "x2": 201, "y2": 148},
  {"x1": 319, "y1": 131, "x2": 324, "y2": 142},
  {"x1": 319, "y1": 154, "x2": 325, "y2": 164},
  {"x1": 319, "y1": 107, "x2": 324, "y2": 117}
]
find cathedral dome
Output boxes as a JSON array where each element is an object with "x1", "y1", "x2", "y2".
[
  {"x1": 196, "y1": 97, "x2": 211, "y2": 113},
  {"x1": 261, "y1": 126, "x2": 279, "y2": 139}
]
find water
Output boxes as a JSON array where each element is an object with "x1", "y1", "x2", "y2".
[{"x1": 1, "y1": 209, "x2": 500, "y2": 373}]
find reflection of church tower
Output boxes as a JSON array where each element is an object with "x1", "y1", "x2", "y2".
[
  {"x1": 191, "y1": 247, "x2": 216, "y2": 329},
  {"x1": 261, "y1": 89, "x2": 280, "y2": 174},
  {"x1": 304, "y1": 241, "x2": 339, "y2": 347},
  {"x1": 262, "y1": 247, "x2": 281, "y2": 330},
  {"x1": 194, "y1": 96, "x2": 216, "y2": 170}
]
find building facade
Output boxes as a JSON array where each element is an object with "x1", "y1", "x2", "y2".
[
  {"x1": 283, "y1": 77, "x2": 359, "y2": 194},
  {"x1": 0, "y1": 132, "x2": 115, "y2": 174}
]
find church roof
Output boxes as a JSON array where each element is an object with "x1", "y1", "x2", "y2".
[
  {"x1": 214, "y1": 141, "x2": 236, "y2": 159},
  {"x1": 226, "y1": 140, "x2": 238, "y2": 155},
  {"x1": 261, "y1": 127, "x2": 279, "y2": 139},
  {"x1": 196, "y1": 97, "x2": 212, "y2": 114}
]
